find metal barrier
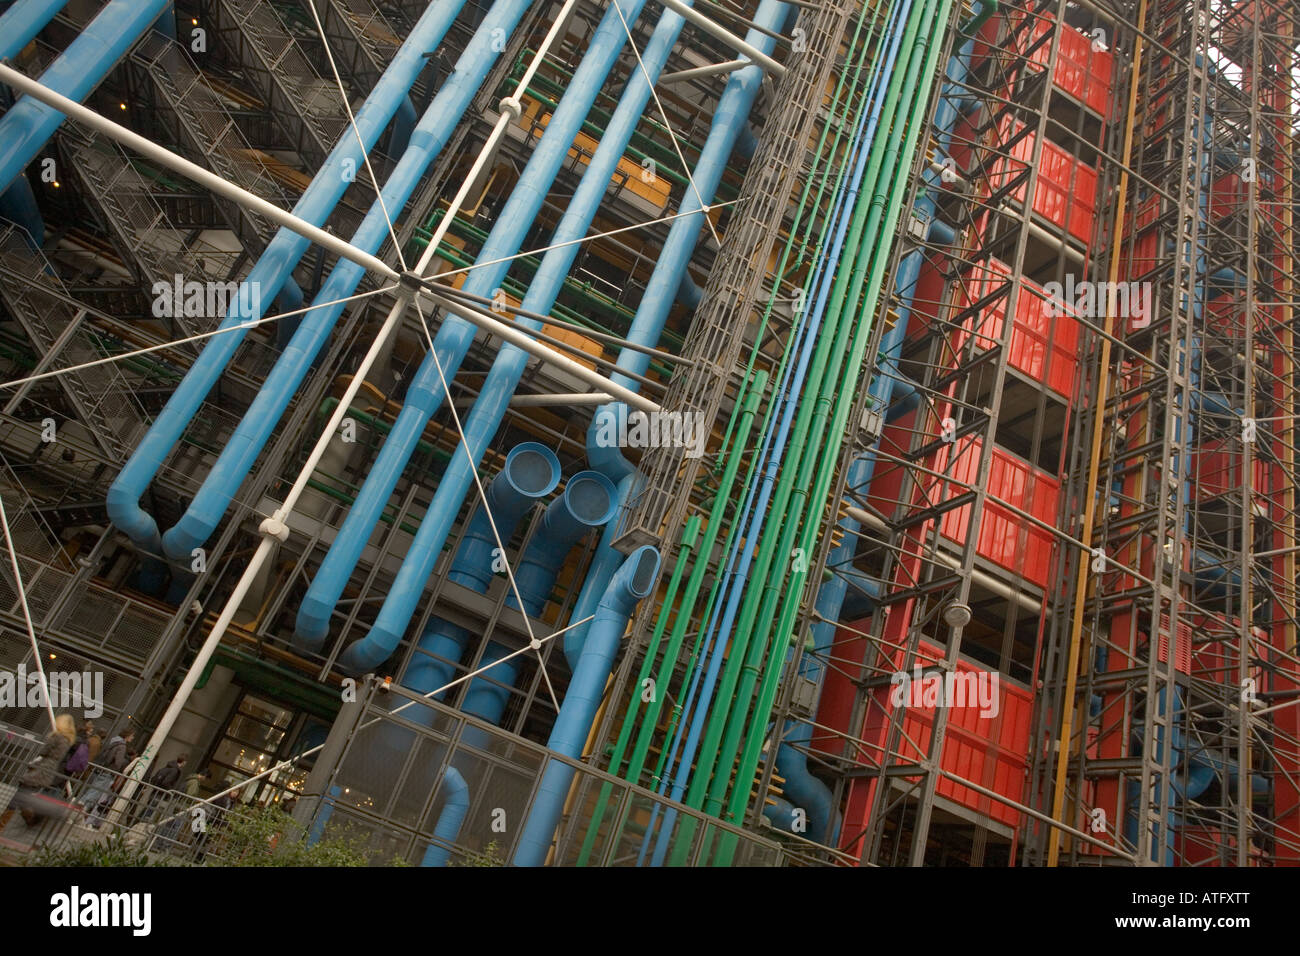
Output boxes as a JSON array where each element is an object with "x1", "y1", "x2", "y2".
[
  {"x1": 296, "y1": 678, "x2": 789, "y2": 866},
  {"x1": 0, "y1": 724, "x2": 265, "y2": 866}
]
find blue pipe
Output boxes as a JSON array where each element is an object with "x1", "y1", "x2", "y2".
[
  {"x1": 420, "y1": 768, "x2": 469, "y2": 867},
  {"x1": 353, "y1": 442, "x2": 559, "y2": 687},
  {"x1": 106, "y1": 0, "x2": 464, "y2": 555},
  {"x1": 513, "y1": 545, "x2": 660, "y2": 866},
  {"x1": 159, "y1": 0, "x2": 530, "y2": 562},
  {"x1": 571, "y1": 0, "x2": 794, "y2": 669},
  {"x1": 345, "y1": 3, "x2": 693, "y2": 670},
  {"x1": 0, "y1": 0, "x2": 70, "y2": 61},
  {"x1": 0, "y1": 174, "x2": 43, "y2": 249},
  {"x1": 390, "y1": 95, "x2": 417, "y2": 158},
  {"x1": 0, "y1": 0, "x2": 172, "y2": 195},
  {"x1": 778, "y1": 17, "x2": 982, "y2": 843},
  {"x1": 456, "y1": 471, "x2": 618, "y2": 726},
  {"x1": 294, "y1": 0, "x2": 654, "y2": 646},
  {"x1": 644, "y1": 0, "x2": 901, "y2": 866}
]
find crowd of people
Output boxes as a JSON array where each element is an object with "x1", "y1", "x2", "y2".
[{"x1": 1, "y1": 713, "x2": 245, "y2": 859}]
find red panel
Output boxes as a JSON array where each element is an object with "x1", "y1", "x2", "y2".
[
  {"x1": 878, "y1": 641, "x2": 1035, "y2": 828},
  {"x1": 989, "y1": 117, "x2": 1098, "y2": 244},
  {"x1": 1211, "y1": 173, "x2": 1247, "y2": 221},
  {"x1": 929, "y1": 436, "x2": 1061, "y2": 587},
  {"x1": 951, "y1": 259, "x2": 1081, "y2": 399},
  {"x1": 1194, "y1": 439, "x2": 1270, "y2": 499},
  {"x1": 973, "y1": 13, "x2": 1113, "y2": 117}
]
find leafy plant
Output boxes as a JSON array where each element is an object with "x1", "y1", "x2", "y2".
[
  {"x1": 215, "y1": 804, "x2": 370, "y2": 867},
  {"x1": 32, "y1": 830, "x2": 172, "y2": 868},
  {"x1": 452, "y1": 840, "x2": 507, "y2": 867}
]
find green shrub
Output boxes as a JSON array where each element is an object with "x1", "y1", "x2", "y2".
[{"x1": 32, "y1": 831, "x2": 171, "y2": 868}]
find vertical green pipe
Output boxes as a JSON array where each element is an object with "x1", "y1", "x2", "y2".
[
  {"x1": 685, "y1": 0, "x2": 937, "y2": 834},
  {"x1": 716, "y1": 0, "x2": 959, "y2": 862}
]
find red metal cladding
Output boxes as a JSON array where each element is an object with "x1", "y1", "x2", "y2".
[
  {"x1": 971, "y1": 14, "x2": 1113, "y2": 119},
  {"x1": 1211, "y1": 172, "x2": 1248, "y2": 221},
  {"x1": 1155, "y1": 615, "x2": 1193, "y2": 674},
  {"x1": 988, "y1": 116, "x2": 1099, "y2": 244},
  {"x1": 854, "y1": 639, "x2": 1035, "y2": 828},
  {"x1": 1194, "y1": 439, "x2": 1271, "y2": 499},
  {"x1": 950, "y1": 258, "x2": 1081, "y2": 398},
  {"x1": 926, "y1": 435, "x2": 1061, "y2": 588}
]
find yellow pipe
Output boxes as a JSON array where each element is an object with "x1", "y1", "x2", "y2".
[{"x1": 1047, "y1": 0, "x2": 1146, "y2": 867}]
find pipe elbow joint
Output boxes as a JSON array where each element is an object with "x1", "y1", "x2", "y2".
[
  {"x1": 106, "y1": 480, "x2": 162, "y2": 554},
  {"x1": 294, "y1": 600, "x2": 332, "y2": 650}
]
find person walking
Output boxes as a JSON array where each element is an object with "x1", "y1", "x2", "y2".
[
  {"x1": 83, "y1": 727, "x2": 135, "y2": 828},
  {"x1": 1, "y1": 714, "x2": 77, "y2": 829},
  {"x1": 141, "y1": 754, "x2": 187, "y2": 821}
]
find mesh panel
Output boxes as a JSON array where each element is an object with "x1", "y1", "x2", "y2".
[{"x1": 510, "y1": 448, "x2": 555, "y2": 496}]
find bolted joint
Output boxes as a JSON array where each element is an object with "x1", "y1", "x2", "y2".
[
  {"x1": 398, "y1": 270, "x2": 427, "y2": 299},
  {"x1": 259, "y1": 515, "x2": 290, "y2": 543},
  {"x1": 498, "y1": 96, "x2": 523, "y2": 120}
]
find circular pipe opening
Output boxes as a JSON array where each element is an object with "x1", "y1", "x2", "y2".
[
  {"x1": 563, "y1": 470, "x2": 618, "y2": 526},
  {"x1": 504, "y1": 441, "x2": 561, "y2": 498}
]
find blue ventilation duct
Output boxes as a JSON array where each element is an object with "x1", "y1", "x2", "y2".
[
  {"x1": 0, "y1": 0, "x2": 173, "y2": 195},
  {"x1": 0, "y1": 0, "x2": 71, "y2": 61},
  {"x1": 513, "y1": 545, "x2": 660, "y2": 866},
  {"x1": 106, "y1": 0, "x2": 466, "y2": 554},
  {"x1": 457, "y1": 471, "x2": 618, "y2": 726},
  {"x1": 421, "y1": 768, "x2": 469, "y2": 867},
  {"x1": 294, "y1": 0, "x2": 654, "y2": 647},
  {"x1": 345, "y1": 1, "x2": 693, "y2": 670},
  {"x1": 353, "y1": 442, "x2": 560, "y2": 690},
  {"x1": 156, "y1": 0, "x2": 531, "y2": 562}
]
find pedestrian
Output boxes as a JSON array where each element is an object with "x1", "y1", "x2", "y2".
[
  {"x1": 141, "y1": 754, "x2": 187, "y2": 821},
  {"x1": 1, "y1": 714, "x2": 77, "y2": 829},
  {"x1": 81, "y1": 720, "x2": 103, "y2": 768},
  {"x1": 183, "y1": 766, "x2": 213, "y2": 798},
  {"x1": 83, "y1": 727, "x2": 135, "y2": 828}
]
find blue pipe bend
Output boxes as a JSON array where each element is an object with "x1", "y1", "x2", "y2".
[
  {"x1": 108, "y1": 0, "x2": 468, "y2": 556},
  {"x1": 513, "y1": 545, "x2": 660, "y2": 866},
  {"x1": 421, "y1": 768, "x2": 470, "y2": 867}
]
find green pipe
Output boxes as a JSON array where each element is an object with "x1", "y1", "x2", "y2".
[
  {"x1": 574, "y1": 368, "x2": 769, "y2": 864},
  {"x1": 572, "y1": 512, "x2": 701, "y2": 865},
  {"x1": 714, "y1": 7, "x2": 883, "y2": 467},
  {"x1": 717, "y1": 0, "x2": 958, "y2": 862},
  {"x1": 684, "y1": 0, "x2": 939, "y2": 841}
]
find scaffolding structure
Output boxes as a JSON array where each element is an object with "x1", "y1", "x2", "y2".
[{"x1": 0, "y1": 0, "x2": 1296, "y2": 868}]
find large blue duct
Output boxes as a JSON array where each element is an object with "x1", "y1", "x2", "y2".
[
  {"x1": 0, "y1": 0, "x2": 71, "y2": 62},
  {"x1": 0, "y1": 0, "x2": 173, "y2": 195},
  {"x1": 421, "y1": 768, "x2": 469, "y2": 867},
  {"x1": 513, "y1": 545, "x2": 660, "y2": 866},
  {"x1": 158, "y1": 0, "x2": 532, "y2": 562},
  {"x1": 358, "y1": 442, "x2": 560, "y2": 693},
  {"x1": 456, "y1": 471, "x2": 618, "y2": 726},
  {"x1": 344, "y1": 2, "x2": 695, "y2": 671},
  {"x1": 571, "y1": 0, "x2": 793, "y2": 669},
  {"x1": 294, "y1": 0, "x2": 655, "y2": 647},
  {"x1": 106, "y1": 0, "x2": 465, "y2": 554}
]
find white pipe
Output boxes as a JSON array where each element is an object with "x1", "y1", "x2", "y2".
[
  {"x1": 656, "y1": 0, "x2": 787, "y2": 77},
  {"x1": 0, "y1": 63, "x2": 398, "y2": 281},
  {"x1": 422, "y1": 289, "x2": 661, "y2": 415},
  {"x1": 115, "y1": 0, "x2": 589, "y2": 802},
  {"x1": 660, "y1": 58, "x2": 750, "y2": 83},
  {"x1": 510, "y1": 392, "x2": 613, "y2": 406}
]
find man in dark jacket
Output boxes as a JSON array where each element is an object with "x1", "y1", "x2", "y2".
[{"x1": 141, "y1": 754, "x2": 187, "y2": 820}]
